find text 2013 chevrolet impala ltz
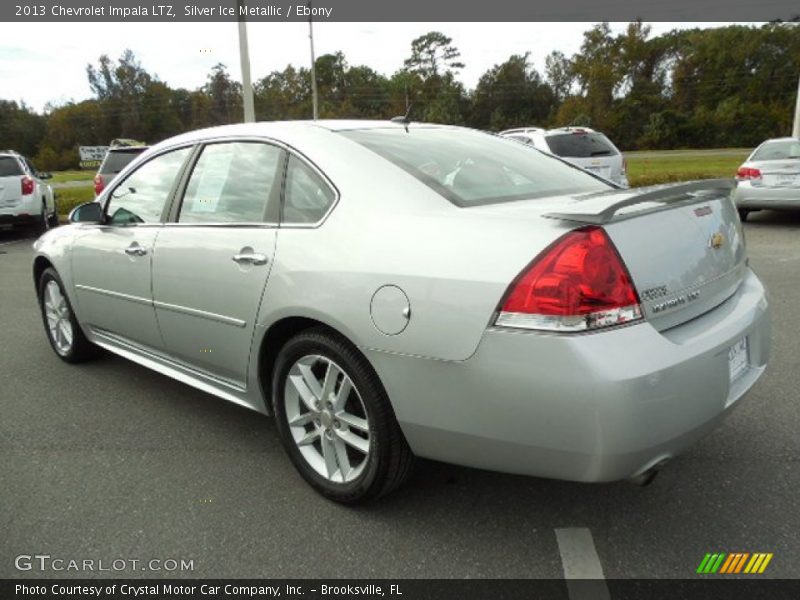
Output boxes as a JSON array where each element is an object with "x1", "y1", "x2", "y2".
[{"x1": 32, "y1": 121, "x2": 770, "y2": 502}]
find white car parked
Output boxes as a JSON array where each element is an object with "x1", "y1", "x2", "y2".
[
  {"x1": 501, "y1": 127, "x2": 629, "y2": 188},
  {"x1": 0, "y1": 150, "x2": 57, "y2": 231}
]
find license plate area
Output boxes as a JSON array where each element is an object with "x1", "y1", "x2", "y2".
[{"x1": 728, "y1": 336, "x2": 749, "y2": 382}]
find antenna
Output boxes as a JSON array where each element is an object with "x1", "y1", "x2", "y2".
[{"x1": 390, "y1": 104, "x2": 414, "y2": 132}]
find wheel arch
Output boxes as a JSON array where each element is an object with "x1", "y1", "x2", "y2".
[
  {"x1": 32, "y1": 255, "x2": 54, "y2": 292},
  {"x1": 256, "y1": 315, "x2": 379, "y2": 414}
]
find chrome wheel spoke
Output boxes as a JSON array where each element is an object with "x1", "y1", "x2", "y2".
[
  {"x1": 333, "y1": 377, "x2": 352, "y2": 411},
  {"x1": 297, "y1": 428, "x2": 321, "y2": 447},
  {"x1": 336, "y1": 411, "x2": 369, "y2": 433},
  {"x1": 288, "y1": 374, "x2": 319, "y2": 413},
  {"x1": 288, "y1": 412, "x2": 314, "y2": 427},
  {"x1": 333, "y1": 437, "x2": 351, "y2": 481},
  {"x1": 297, "y1": 362, "x2": 323, "y2": 399},
  {"x1": 320, "y1": 362, "x2": 342, "y2": 405},
  {"x1": 59, "y1": 321, "x2": 73, "y2": 346},
  {"x1": 321, "y1": 435, "x2": 339, "y2": 479},
  {"x1": 336, "y1": 429, "x2": 369, "y2": 455}
]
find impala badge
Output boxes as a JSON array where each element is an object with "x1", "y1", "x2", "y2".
[{"x1": 710, "y1": 232, "x2": 726, "y2": 249}]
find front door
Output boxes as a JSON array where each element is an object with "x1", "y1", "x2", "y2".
[
  {"x1": 151, "y1": 141, "x2": 284, "y2": 388},
  {"x1": 71, "y1": 147, "x2": 193, "y2": 350}
]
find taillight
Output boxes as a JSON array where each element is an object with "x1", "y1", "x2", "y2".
[
  {"x1": 495, "y1": 226, "x2": 642, "y2": 332},
  {"x1": 94, "y1": 174, "x2": 105, "y2": 195},
  {"x1": 736, "y1": 166, "x2": 761, "y2": 180},
  {"x1": 21, "y1": 176, "x2": 34, "y2": 195}
]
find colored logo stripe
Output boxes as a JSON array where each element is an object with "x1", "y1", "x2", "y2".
[{"x1": 697, "y1": 552, "x2": 773, "y2": 574}]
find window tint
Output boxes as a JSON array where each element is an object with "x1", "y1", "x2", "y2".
[
  {"x1": 179, "y1": 142, "x2": 283, "y2": 224},
  {"x1": 100, "y1": 149, "x2": 147, "y2": 175},
  {"x1": 751, "y1": 140, "x2": 800, "y2": 161},
  {"x1": 106, "y1": 147, "x2": 191, "y2": 225},
  {"x1": 0, "y1": 157, "x2": 23, "y2": 176},
  {"x1": 342, "y1": 128, "x2": 608, "y2": 207},
  {"x1": 283, "y1": 156, "x2": 336, "y2": 224},
  {"x1": 545, "y1": 133, "x2": 618, "y2": 158}
]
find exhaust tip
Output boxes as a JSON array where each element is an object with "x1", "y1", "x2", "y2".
[{"x1": 629, "y1": 456, "x2": 671, "y2": 487}]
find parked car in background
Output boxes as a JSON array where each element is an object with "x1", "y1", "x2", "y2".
[
  {"x1": 33, "y1": 121, "x2": 769, "y2": 502},
  {"x1": 733, "y1": 137, "x2": 800, "y2": 221},
  {"x1": 501, "y1": 126, "x2": 629, "y2": 188},
  {"x1": 0, "y1": 150, "x2": 57, "y2": 232},
  {"x1": 94, "y1": 139, "x2": 149, "y2": 196}
]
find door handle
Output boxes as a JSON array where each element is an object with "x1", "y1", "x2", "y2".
[
  {"x1": 232, "y1": 253, "x2": 268, "y2": 266},
  {"x1": 124, "y1": 243, "x2": 147, "y2": 257}
]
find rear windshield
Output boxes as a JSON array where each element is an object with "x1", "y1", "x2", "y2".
[
  {"x1": 545, "y1": 133, "x2": 618, "y2": 158},
  {"x1": 100, "y1": 149, "x2": 146, "y2": 174},
  {"x1": 341, "y1": 128, "x2": 609, "y2": 207},
  {"x1": 0, "y1": 156, "x2": 23, "y2": 176},
  {"x1": 751, "y1": 140, "x2": 800, "y2": 161}
]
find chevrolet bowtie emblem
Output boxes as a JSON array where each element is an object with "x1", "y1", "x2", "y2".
[{"x1": 710, "y1": 232, "x2": 726, "y2": 249}]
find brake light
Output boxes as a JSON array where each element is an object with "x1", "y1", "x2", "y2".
[
  {"x1": 736, "y1": 166, "x2": 761, "y2": 180},
  {"x1": 21, "y1": 176, "x2": 34, "y2": 195},
  {"x1": 495, "y1": 226, "x2": 642, "y2": 332},
  {"x1": 94, "y1": 174, "x2": 105, "y2": 194}
]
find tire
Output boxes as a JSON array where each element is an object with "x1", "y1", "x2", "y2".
[
  {"x1": 35, "y1": 201, "x2": 51, "y2": 234},
  {"x1": 738, "y1": 208, "x2": 750, "y2": 222},
  {"x1": 272, "y1": 327, "x2": 414, "y2": 503},
  {"x1": 47, "y1": 199, "x2": 59, "y2": 228},
  {"x1": 37, "y1": 267, "x2": 97, "y2": 363}
]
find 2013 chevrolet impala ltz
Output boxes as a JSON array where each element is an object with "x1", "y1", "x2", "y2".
[{"x1": 32, "y1": 121, "x2": 771, "y2": 502}]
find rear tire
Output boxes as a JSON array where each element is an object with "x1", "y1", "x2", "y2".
[
  {"x1": 38, "y1": 267, "x2": 97, "y2": 363},
  {"x1": 738, "y1": 208, "x2": 750, "y2": 222},
  {"x1": 271, "y1": 327, "x2": 414, "y2": 503},
  {"x1": 47, "y1": 199, "x2": 59, "y2": 228},
  {"x1": 35, "y1": 201, "x2": 51, "y2": 234}
]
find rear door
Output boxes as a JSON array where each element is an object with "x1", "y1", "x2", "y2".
[
  {"x1": 71, "y1": 146, "x2": 193, "y2": 350},
  {"x1": 151, "y1": 141, "x2": 284, "y2": 388}
]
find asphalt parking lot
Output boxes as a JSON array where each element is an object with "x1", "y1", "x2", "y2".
[{"x1": 1, "y1": 211, "x2": 799, "y2": 580}]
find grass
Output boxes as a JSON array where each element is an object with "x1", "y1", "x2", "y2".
[
  {"x1": 50, "y1": 170, "x2": 94, "y2": 184},
  {"x1": 625, "y1": 149, "x2": 750, "y2": 188},
  {"x1": 55, "y1": 186, "x2": 94, "y2": 216}
]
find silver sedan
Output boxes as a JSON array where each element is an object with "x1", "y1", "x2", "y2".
[
  {"x1": 733, "y1": 137, "x2": 800, "y2": 220},
  {"x1": 32, "y1": 121, "x2": 771, "y2": 502}
]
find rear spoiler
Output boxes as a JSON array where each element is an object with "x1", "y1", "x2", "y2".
[{"x1": 544, "y1": 179, "x2": 735, "y2": 225}]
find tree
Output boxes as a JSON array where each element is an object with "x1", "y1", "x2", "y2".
[
  {"x1": 204, "y1": 63, "x2": 243, "y2": 125},
  {"x1": 404, "y1": 32, "x2": 464, "y2": 80}
]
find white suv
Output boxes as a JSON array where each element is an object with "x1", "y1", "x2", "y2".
[
  {"x1": 0, "y1": 150, "x2": 57, "y2": 231},
  {"x1": 501, "y1": 126, "x2": 629, "y2": 188}
]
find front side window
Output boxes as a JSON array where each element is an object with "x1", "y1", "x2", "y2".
[
  {"x1": 178, "y1": 142, "x2": 283, "y2": 224},
  {"x1": 106, "y1": 147, "x2": 191, "y2": 225},
  {"x1": 342, "y1": 127, "x2": 609, "y2": 207},
  {"x1": 282, "y1": 155, "x2": 336, "y2": 224}
]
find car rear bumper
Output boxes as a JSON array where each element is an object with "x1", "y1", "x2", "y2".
[
  {"x1": 733, "y1": 182, "x2": 800, "y2": 209},
  {"x1": 367, "y1": 268, "x2": 770, "y2": 482},
  {"x1": 0, "y1": 212, "x2": 39, "y2": 226}
]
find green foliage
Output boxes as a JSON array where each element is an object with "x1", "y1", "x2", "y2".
[
  {"x1": 54, "y1": 186, "x2": 94, "y2": 216},
  {"x1": 1, "y1": 23, "x2": 798, "y2": 165}
]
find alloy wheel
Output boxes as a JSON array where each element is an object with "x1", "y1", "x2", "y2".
[
  {"x1": 43, "y1": 280, "x2": 73, "y2": 354},
  {"x1": 284, "y1": 354, "x2": 371, "y2": 483}
]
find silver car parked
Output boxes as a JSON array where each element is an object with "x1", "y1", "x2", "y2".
[
  {"x1": 33, "y1": 121, "x2": 770, "y2": 502},
  {"x1": 733, "y1": 137, "x2": 800, "y2": 220}
]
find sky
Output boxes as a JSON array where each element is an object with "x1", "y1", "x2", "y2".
[{"x1": 0, "y1": 21, "x2": 734, "y2": 112}]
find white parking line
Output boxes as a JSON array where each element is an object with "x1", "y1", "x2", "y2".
[{"x1": 555, "y1": 527, "x2": 611, "y2": 600}]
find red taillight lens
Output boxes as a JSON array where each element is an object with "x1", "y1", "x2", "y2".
[
  {"x1": 736, "y1": 166, "x2": 761, "y2": 180},
  {"x1": 21, "y1": 176, "x2": 34, "y2": 195},
  {"x1": 496, "y1": 226, "x2": 642, "y2": 332},
  {"x1": 94, "y1": 174, "x2": 105, "y2": 195}
]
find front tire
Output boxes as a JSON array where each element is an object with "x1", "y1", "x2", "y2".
[
  {"x1": 272, "y1": 327, "x2": 414, "y2": 503},
  {"x1": 38, "y1": 267, "x2": 97, "y2": 363}
]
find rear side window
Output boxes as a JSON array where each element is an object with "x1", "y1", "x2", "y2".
[
  {"x1": 100, "y1": 149, "x2": 146, "y2": 175},
  {"x1": 342, "y1": 127, "x2": 608, "y2": 207},
  {"x1": 179, "y1": 142, "x2": 284, "y2": 224},
  {"x1": 545, "y1": 133, "x2": 618, "y2": 158},
  {"x1": 107, "y1": 147, "x2": 192, "y2": 225},
  {"x1": 0, "y1": 157, "x2": 23, "y2": 176},
  {"x1": 751, "y1": 140, "x2": 800, "y2": 161},
  {"x1": 282, "y1": 156, "x2": 336, "y2": 224}
]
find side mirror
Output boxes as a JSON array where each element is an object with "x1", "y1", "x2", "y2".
[
  {"x1": 69, "y1": 201, "x2": 104, "y2": 224},
  {"x1": 38, "y1": 172, "x2": 53, "y2": 180}
]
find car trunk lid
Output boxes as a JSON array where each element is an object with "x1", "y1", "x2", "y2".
[
  {"x1": 750, "y1": 159, "x2": 800, "y2": 188},
  {"x1": 543, "y1": 179, "x2": 746, "y2": 331}
]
